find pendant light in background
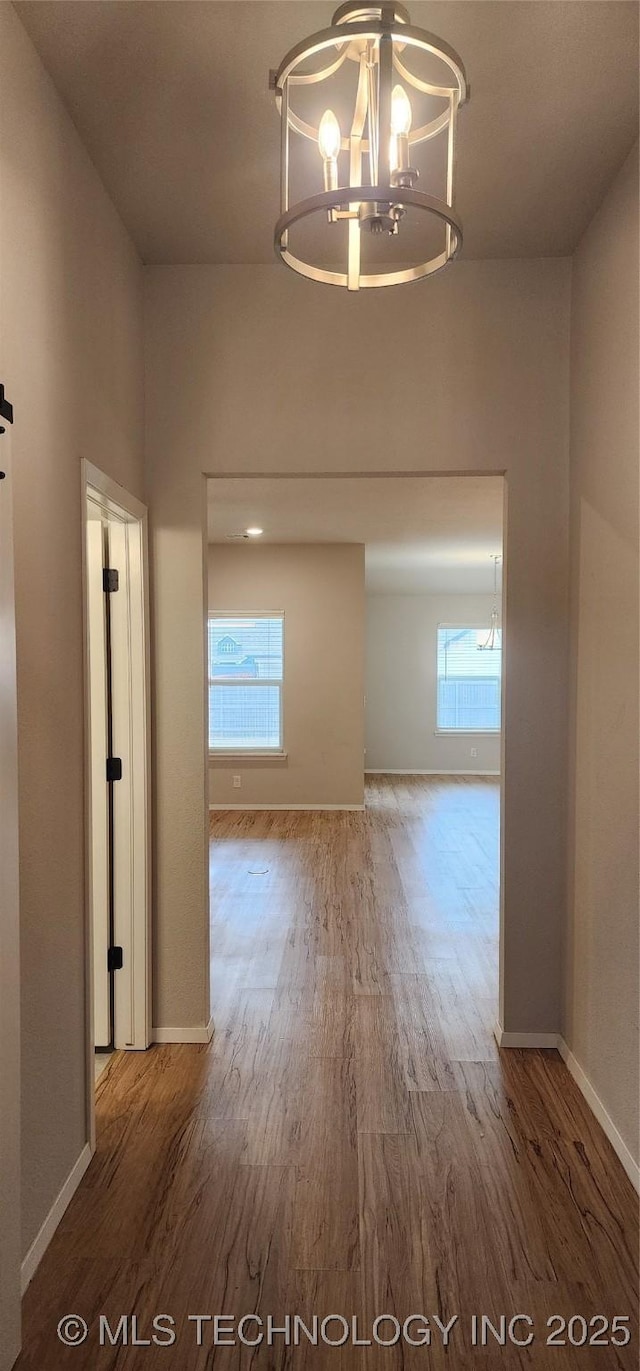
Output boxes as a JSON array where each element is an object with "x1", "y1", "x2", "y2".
[{"x1": 478, "y1": 555, "x2": 502, "y2": 651}]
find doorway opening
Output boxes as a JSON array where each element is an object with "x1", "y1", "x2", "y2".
[
  {"x1": 0, "y1": 401, "x2": 21, "y2": 1371},
  {"x1": 82, "y1": 462, "x2": 151, "y2": 1137},
  {"x1": 205, "y1": 472, "x2": 505, "y2": 1050}
]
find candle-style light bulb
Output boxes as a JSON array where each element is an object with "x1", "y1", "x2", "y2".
[
  {"x1": 391, "y1": 85, "x2": 412, "y2": 136},
  {"x1": 318, "y1": 109, "x2": 341, "y2": 163},
  {"x1": 390, "y1": 85, "x2": 412, "y2": 176},
  {"x1": 318, "y1": 109, "x2": 341, "y2": 202}
]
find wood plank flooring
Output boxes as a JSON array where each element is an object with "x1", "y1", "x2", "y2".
[{"x1": 16, "y1": 776, "x2": 638, "y2": 1369}]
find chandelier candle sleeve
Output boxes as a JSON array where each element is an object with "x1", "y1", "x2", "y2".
[{"x1": 270, "y1": 2, "x2": 468, "y2": 290}]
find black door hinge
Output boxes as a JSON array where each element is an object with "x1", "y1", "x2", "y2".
[
  {"x1": 106, "y1": 757, "x2": 123, "y2": 783},
  {"x1": 103, "y1": 568, "x2": 119, "y2": 593},
  {"x1": 0, "y1": 384, "x2": 14, "y2": 425},
  {"x1": 107, "y1": 946, "x2": 124, "y2": 972}
]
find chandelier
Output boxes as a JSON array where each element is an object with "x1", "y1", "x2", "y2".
[
  {"x1": 270, "y1": 2, "x2": 468, "y2": 290},
  {"x1": 478, "y1": 556, "x2": 502, "y2": 652}
]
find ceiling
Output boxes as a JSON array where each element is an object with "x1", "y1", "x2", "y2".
[
  {"x1": 207, "y1": 474, "x2": 504, "y2": 593},
  {"x1": 15, "y1": 1, "x2": 638, "y2": 265}
]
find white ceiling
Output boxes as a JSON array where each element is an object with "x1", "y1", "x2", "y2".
[
  {"x1": 15, "y1": 1, "x2": 639, "y2": 265},
  {"x1": 207, "y1": 474, "x2": 503, "y2": 593}
]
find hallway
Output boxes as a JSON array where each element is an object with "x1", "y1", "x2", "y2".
[{"x1": 17, "y1": 779, "x2": 638, "y2": 1368}]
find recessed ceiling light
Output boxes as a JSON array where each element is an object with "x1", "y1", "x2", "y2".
[{"x1": 245, "y1": 527, "x2": 263, "y2": 537}]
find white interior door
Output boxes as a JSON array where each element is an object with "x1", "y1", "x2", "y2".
[
  {"x1": 83, "y1": 464, "x2": 151, "y2": 1076},
  {"x1": 86, "y1": 503, "x2": 110, "y2": 1049},
  {"x1": 0, "y1": 417, "x2": 21, "y2": 1369},
  {"x1": 107, "y1": 518, "x2": 134, "y2": 1049}
]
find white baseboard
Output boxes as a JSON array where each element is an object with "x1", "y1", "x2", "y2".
[
  {"x1": 209, "y1": 803, "x2": 365, "y2": 811},
  {"x1": 365, "y1": 769, "x2": 501, "y2": 777},
  {"x1": 21, "y1": 1141, "x2": 93, "y2": 1293},
  {"x1": 557, "y1": 1038, "x2": 639, "y2": 1194},
  {"x1": 153, "y1": 1017, "x2": 214, "y2": 1045},
  {"x1": 494, "y1": 1024, "x2": 639, "y2": 1194},
  {"x1": 494, "y1": 1024, "x2": 560, "y2": 1050}
]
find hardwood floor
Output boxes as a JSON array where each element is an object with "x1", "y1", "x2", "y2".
[{"x1": 17, "y1": 777, "x2": 638, "y2": 1369}]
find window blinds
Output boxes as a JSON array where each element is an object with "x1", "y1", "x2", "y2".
[
  {"x1": 208, "y1": 615, "x2": 284, "y2": 750},
  {"x1": 436, "y1": 625, "x2": 502, "y2": 731}
]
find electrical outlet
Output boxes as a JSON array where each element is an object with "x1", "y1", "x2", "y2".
[
  {"x1": 470, "y1": 747, "x2": 478, "y2": 758},
  {"x1": 232, "y1": 775, "x2": 241, "y2": 788}
]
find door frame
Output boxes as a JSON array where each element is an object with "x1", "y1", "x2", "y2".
[
  {"x1": 0, "y1": 409, "x2": 21, "y2": 1371},
  {"x1": 81, "y1": 460, "x2": 152, "y2": 1148},
  {"x1": 206, "y1": 470, "x2": 506, "y2": 1032}
]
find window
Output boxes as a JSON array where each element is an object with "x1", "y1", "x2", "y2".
[
  {"x1": 208, "y1": 614, "x2": 284, "y2": 752},
  {"x1": 436, "y1": 625, "x2": 502, "y2": 732}
]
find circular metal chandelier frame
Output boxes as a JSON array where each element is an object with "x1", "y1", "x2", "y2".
[
  {"x1": 271, "y1": 3, "x2": 468, "y2": 290},
  {"x1": 275, "y1": 187, "x2": 462, "y2": 289}
]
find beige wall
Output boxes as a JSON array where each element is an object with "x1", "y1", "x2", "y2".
[
  {"x1": 144, "y1": 258, "x2": 571, "y2": 1036},
  {"x1": 0, "y1": 4, "x2": 144, "y2": 1255},
  {"x1": 208, "y1": 544, "x2": 365, "y2": 807},
  {"x1": 2, "y1": 0, "x2": 636, "y2": 1308},
  {"x1": 566, "y1": 145, "x2": 639, "y2": 1167},
  {"x1": 366, "y1": 593, "x2": 502, "y2": 775}
]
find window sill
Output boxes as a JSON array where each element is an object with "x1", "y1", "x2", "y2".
[
  {"x1": 434, "y1": 729, "x2": 500, "y2": 737},
  {"x1": 209, "y1": 750, "x2": 288, "y2": 763}
]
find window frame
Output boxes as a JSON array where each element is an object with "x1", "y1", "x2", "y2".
[
  {"x1": 435, "y1": 621, "x2": 502, "y2": 736},
  {"x1": 208, "y1": 610, "x2": 286, "y2": 757}
]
